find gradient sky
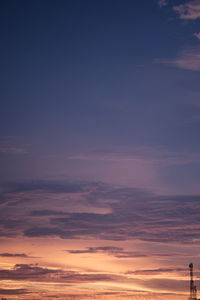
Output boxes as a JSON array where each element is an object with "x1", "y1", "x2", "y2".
[{"x1": 1, "y1": 0, "x2": 200, "y2": 299}]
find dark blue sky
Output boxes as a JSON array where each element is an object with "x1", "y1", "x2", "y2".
[{"x1": 1, "y1": 0, "x2": 200, "y2": 193}]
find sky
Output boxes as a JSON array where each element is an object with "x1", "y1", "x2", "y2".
[{"x1": 1, "y1": 0, "x2": 200, "y2": 299}]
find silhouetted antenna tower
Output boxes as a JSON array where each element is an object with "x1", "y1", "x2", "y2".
[{"x1": 189, "y1": 263, "x2": 199, "y2": 300}]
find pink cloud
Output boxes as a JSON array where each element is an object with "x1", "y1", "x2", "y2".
[
  {"x1": 194, "y1": 32, "x2": 200, "y2": 39},
  {"x1": 157, "y1": 0, "x2": 168, "y2": 7},
  {"x1": 156, "y1": 47, "x2": 200, "y2": 71},
  {"x1": 173, "y1": 0, "x2": 200, "y2": 20}
]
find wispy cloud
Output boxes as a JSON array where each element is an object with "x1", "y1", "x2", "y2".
[
  {"x1": 0, "y1": 136, "x2": 27, "y2": 155},
  {"x1": 68, "y1": 146, "x2": 200, "y2": 165},
  {"x1": 194, "y1": 32, "x2": 200, "y2": 39},
  {"x1": 67, "y1": 246, "x2": 195, "y2": 259},
  {"x1": 156, "y1": 47, "x2": 200, "y2": 71},
  {"x1": 0, "y1": 253, "x2": 30, "y2": 258},
  {"x1": 126, "y1": 268, "x2": 186, "y2": 276},
  {"x1": 173, "y1": 0, "x2": 200, "y2": 20},
  {"x1": 67, "y1": 247, "x2": 146, "y2": 258},
  {"x1": 68, "y1": 246, "x2": 123, "y2": 254},
  {"x1": 157, "y1": 0, "x2": 168, "y2": 7}
]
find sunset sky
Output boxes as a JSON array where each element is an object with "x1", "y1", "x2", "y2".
[{"x1": 1, "y1": 0, "x2": 200, "y2": 299}]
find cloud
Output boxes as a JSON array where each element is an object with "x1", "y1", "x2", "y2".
[
  {"x1": 155, "y1": 1, "x2": 200, "y2": 53},
  {"x1": 0, "y1": 264, "x2": 120, "y2": 284},
  {"x1": 194, "y1": 32, "x2": 200, "y2": 39},
  {"x1": 0, "y1": 264, "x2": 58, "y2": 281},
  {"x1": 157, "y1": 0, "x2": 168, "y2": 7},
  {"x1": 0, "y1": 288, "x2": 30, "y2": 295},
  {"x1": 0, "y1": 264, "x2": 191, "y2": 296},
  {"x1": 126, "y1": 268, "x2": 186, "y2": 275},
  {"x1": 5, "y1": 180, "x2": 89, "y2": 194},
  {"x1": 60, "y1": 273, "x2": 115, "y2": 283},
  {"x1": 0, "y1": 217, "x2": 26, "y2": 237},
  {"x1": 24, "y1": 226, "x2": 75, "y2": 239},
  {"x1": 68, "y1": 146, "x2": 200, "y2": 165},
  {"x1": 0, "y1": 136, "x2": 27, "y2": 155},
  {"x1": 67, "y1": 247, "x2": 194, "y2": 258},
  {"x1": 2, "y1": 180, "x2": 200, "y2": 244},
  {"x1": 67, "y1": 246, "x2": 147, "y2": 258},
  {"x1": 30, "y1": 210, "x2": 68, "y2": 216},
  {"x1": 140, "y1": 278, "x2": 190, "y2": 293},
  {"x1": 173, "y1": 0, "x2": 200, "y2": 20},
  {"x1": 0, "y1": 253, "x2": 29, "y2": 258},
  {"x1": 156, "y1": 47, "x2": 200, "y2": 71},
  {"x1": 26, "y1": 190, "x2": 200, "y2": 243},
  {"x1": 68, "y1": 246, "x2": 124, "y2": 254}
]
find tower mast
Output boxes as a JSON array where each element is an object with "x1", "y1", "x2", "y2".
[{"x1": 189, "y1": 263, "x2": 198, "y2": 300}]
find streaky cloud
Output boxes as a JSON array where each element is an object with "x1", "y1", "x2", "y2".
[
  {"x1": 0, "y1": 264, "x2": 122, "y2": 284},
  {"x1": 126, "y1": 267, "x2": 186, "y2": 275},
  {"x1": 1, "y1": 180, "x2": 200, "y2": 244},
  {"x1": 0, "y1": 288, "x2": 31, "y2": 295},
  {"x1": 0, "y1": 253, "x2": 29, "y2": 258},
  {"x1": 156, "y1": 47, "x2": 200, "y2": 71}
]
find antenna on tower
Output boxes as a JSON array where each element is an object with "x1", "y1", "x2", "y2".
[{"x1": 189, "y1": 263, "x2": 199, "y2": 300}]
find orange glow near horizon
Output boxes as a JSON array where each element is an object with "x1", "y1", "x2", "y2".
[{"x1": 0, "y1": 235, "x2": 195, "y2": 300}]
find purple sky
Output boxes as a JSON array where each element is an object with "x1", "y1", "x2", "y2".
[{"x1": 1, "y1": 1, "x2": 200, "y2": 299}]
